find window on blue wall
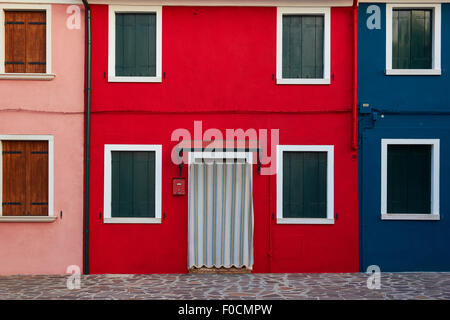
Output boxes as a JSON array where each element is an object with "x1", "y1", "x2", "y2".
[
  {"x1": 386, "y1": 4, "x2": 441, "y2": 75},
  {"x1": 392, "y1": 9, "x2": 432, "y2": 69},
  {"x1": 381, "y1": 139, "x2": 440, "y2": 220},
  {"x1": 387, "y1": 145, "x2": 431, "y2": 213}
]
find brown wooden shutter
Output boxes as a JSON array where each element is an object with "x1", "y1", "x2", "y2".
[
  {"x1": 28, "y1": 141, "x2": 48, "y2": 216},
  {"x1": 2, "y1": 141, "x2": 48, "y2": 216},
  {"x1": 2, "y1": 141, "x2": 26, "y2": 216},
  {"x1": 5, "y1": 12, "x2": 26, "y2": 73},
  {"x1": 26, "y1": 11, "x2": 46, "y2": 73},
  {"x1": 4, "y1": 11, "x2": 46, "y2": 74}
]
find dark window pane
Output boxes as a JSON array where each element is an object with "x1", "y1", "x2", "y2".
[
  {"x1": 282, "y1": 15, "x2": 324, "y2": 79},
  {"x1": 283, "y1": 151, "x2": 327, "y2": 218},
  {"x1": 392, "y1": 9, "x2": 432, "y2": 69},
  {"x1": 111, "y1": 151, "x2": 156, "y2": 218},
  {"x1": 387, "y1": 145, "x2": 431, "y2": 213},
  {"x1": 115, "y1": 13, "x2": 156, "y2": 76}
]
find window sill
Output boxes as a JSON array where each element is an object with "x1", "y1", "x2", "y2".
[
  {"x1": 277, "y1": 218, "x2": 334, "y2": 225},
  {"x1": 108, "y1": 76, "x2": 162, "y2": 83},
  {"x1": 381, "y1": 214, "x2": 440, "y2": 221},
  {"x1": 104, "y1": 217, "x2": 161, "y2": 224},
  {"x1": 277, "y1": 78, "x2": 331, "y2": 85},
  {"x1": 0, "y1": 216, "x2": 57, "y2": 223},
  {"x1": 385, "y1": 69, "x2": 441, "y2": 76},
  {"x1": 0, "y1": 73, "x2": 55, "y2": 80}
]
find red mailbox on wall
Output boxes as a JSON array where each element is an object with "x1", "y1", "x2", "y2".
[{"x1": 173, "y1": 178, "x2": 185, "y2": 196}]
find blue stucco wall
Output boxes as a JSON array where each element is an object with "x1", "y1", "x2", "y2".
[
  {"x1": 359, "y1": 3, "x2": 450, "y2": 111},
  {"x1": 358, "y1": 3, "x2": 450, "y2": 271}
]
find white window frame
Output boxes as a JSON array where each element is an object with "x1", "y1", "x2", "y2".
[
  {"x1": 381, "y1": 139, "x2": 440, "y2": 221},
  {"x1": 0, "y1": 4, "x2": 54, "y2": 80},
  {"x1": 104, "y1": 144, "x2": 162, "y2": 224},
  {"x1": 276, "y1": 7, "x2": 331, "y2": 85},
  {"x1": 0, "y1": 135, "x2": 55, "y2": 222},
  {"x1": 385, "y1": 3, "x2": 441, "y2": 76},
  {"x1": 108, "y1": 5, "x2": 162, "y2": 83},
  {"x1": 276, "y1": 145, "x2": 334, "y2": 224}
]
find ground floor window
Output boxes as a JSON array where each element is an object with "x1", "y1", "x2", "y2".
[
  {"x1": 381, "y1": 139, "x2": 440, "y2": 220},
  {"x1": 103, "y1": 144, "x2": 162, "y2": 223},
  {"x1": 276, "y1": 145, "x2": 334, "y2": 224},
  {"x1": 0, "y1": 135, "x2": 54, "y2": 221}
]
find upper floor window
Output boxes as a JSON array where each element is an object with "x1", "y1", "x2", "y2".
[
  {"x1": 0, "y1": 4, "x2": 53, "y2": 80},
  {"x1": 386, "y1": 4, "x2": 441, "y2": 76},
  {"x1": 108, "y1": 6, "x2": 162, "y2": 82},
  {"x1": 276, "y1": 7, "x2": 331, "y2": 85}
]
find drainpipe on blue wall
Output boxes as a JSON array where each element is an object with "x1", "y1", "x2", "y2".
[{"x1": 82, "y1": 0, "x2": 91, "y2": 275}]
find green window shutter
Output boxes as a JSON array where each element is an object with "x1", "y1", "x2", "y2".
[
  {"x1": 393, "y1": 10, "x2": 411, "y2": 69},
  {"x1": 282, "y1": 15, "x2": 301, "y2": 78},
  {"x1": 387, "y1": 145, "x2": 431, "y2": 214},
  {"x1": 392, "y1": 10, "x2": 400, "y2": 68},
  {"x1": 392, "y1": 9, "x2": 432, "y2": 69},
  {"x1": 282, "y1": 15, "x2": 324, "y2": 79},
  {"x1": 314, "y1": 16, "x2": 324, "y2": 78},
  {"x1": 283, "y1": 151, "x2": 327, "y2": 218},
  {"x1": 115, "y1": 13, "x2": 156, "y2": 77},
  {"x1": 411, "y1": 10, "x2": 432, "y2": 69},
  {"x1": 133, "y1": 151, "x2": 155, "y2": 217},
  {"x1": 111, "y1": 151, "x2": 156, "y2": 218}
]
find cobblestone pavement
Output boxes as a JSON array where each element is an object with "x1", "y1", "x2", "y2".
[{"x1": 1, "y1": 273, "x2": 450, "y2": 300}]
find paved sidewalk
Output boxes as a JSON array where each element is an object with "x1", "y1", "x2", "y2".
[{"x1": 0, "y1": 273, "x2": 449, "y2": 300}]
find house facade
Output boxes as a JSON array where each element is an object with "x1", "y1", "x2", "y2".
[
  {"x1": 3, "y1": 0, "x2": 448, "y2": 276},
  {"x1": 0, "y1": 0, "x2": 85, "y2": 274},
  {"x1": 87, "y1": 0, "x2": 359, "y2": 274},
  {"x1": 358, "y1": 1, "x2": 450, "y2": 271}
]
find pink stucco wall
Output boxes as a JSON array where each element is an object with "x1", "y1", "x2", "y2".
[{"x1": 0, "y1": 5, "x2": 85, "y2": 274}]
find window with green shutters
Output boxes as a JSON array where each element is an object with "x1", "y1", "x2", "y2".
[
  {"x1": 282, "y1": 151, "x2": 327, "y2": 219},
  {"x1": 277, "y1": 8, "x2": 330, "y2": 84},
  {"x1": 115, "y1": 13, "x2": 157, "y2": 77},
  {"x1": 392, "y1": 9, "x2": 432, "y2": 69},
  {"x1": 387, "y1": 145, "x2": 431, "y2": 214},
  {"x1": 111, "y1": 151, "x2": 156, "y2": 218},
  {"x1": 282, "y1": 15, "x2": 324, "y2": 79},
  {"x1": 381, "y1": 139, "x2": 440, "y2": 220}
]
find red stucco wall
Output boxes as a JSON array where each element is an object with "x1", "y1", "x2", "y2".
[{"x1": 89, "y1": 5, "x2": 358, "y2": 273}]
